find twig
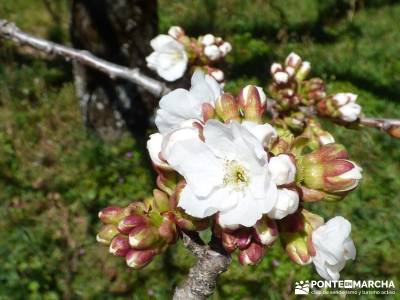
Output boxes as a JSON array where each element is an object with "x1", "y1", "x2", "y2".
[
  {"x1": 360, "y1": 117, "x2": 400, "y2": 138},
  {"x1": 0, "y1": 19, "x2": 170, "y2": 98},
  {"x1": 173, "y1": 232, "x2": 231, "y2": 300}
]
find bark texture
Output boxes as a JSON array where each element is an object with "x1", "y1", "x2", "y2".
[
  {"x1": 70, "y1": 0, "x2": 158, "y2": 140},
  {"x1": 173, "y1": 233, "x2": 232, "y2": 300}
]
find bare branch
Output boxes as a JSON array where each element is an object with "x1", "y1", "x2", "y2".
[
  {"x1": 360, "y1": 117, "x2": 400, "y2": 138},
  {"x1": 0, "y1": 19, "x2": 170, "y2": 98},
  {"x1": 173, "y1": 232, "x2": 231, "y2": 300}
]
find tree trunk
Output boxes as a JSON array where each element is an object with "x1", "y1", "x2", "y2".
[{"x1": 70, "y1": 0, "x2": 158, "y2": 141}]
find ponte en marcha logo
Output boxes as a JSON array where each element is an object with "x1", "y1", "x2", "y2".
[{"x1": 294, "y1": 280, "x2": 396, "y2": 295}]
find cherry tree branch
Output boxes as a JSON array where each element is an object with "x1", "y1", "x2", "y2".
[
  {"x1": 173, "y1": 232, "x2": 231, "y2": 300},
  {"x1": 0, "y1": 19, "x2": 170, "y2": 98},
  {"x1": 360, "y1": 117, "x2": 400, "y2": 138}
]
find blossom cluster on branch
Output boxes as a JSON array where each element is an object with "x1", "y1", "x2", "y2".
[
  {"x1": 98, "y1": 65, "x2": 362, "y2": 280},
  {"x1": 146, "y1": 26, "x2": 231, "y2": 83}
]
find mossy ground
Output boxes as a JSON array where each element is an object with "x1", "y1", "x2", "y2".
[{"x1": 0, "y1": 0, "x2": 399, "y2": 299}]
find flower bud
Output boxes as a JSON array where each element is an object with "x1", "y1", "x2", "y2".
[
  {"x1": 98, "y1": 206, "x2": 125, "y2": 225},
  {"x1": 269, "y1": 154, "x2": 296, "y2": 185},
  {"x1": 219, "y1": 42, "x2": 232, "y2": 56},
  {"x1": 168, "y1": 26, "x2": 185, "y2": 40},
  {"x1": 126, "y1": 249, "x2": 157, "y2": 269},
  {"x1": 388, "y1": 125, "x2": 400, "y2": 139},
  {"x1": 158, "y1": 213, "x2": 178, "y2": 244},
  {"x1": 296, "y1": 61, "x2": 311, "y2": 81},
  {"x1": 204, "y1": 45, "x2": 221, "y2": 61},
  {"x1": 270, "y1": 63, "x2": 283, "y2": 74},
  {"x1": 215, "y1": 94, "x2": 240, "y2": 122},
  {"x1": 283, "y1": 112, "x2": 306, "y2": 132},
  {"x1": 238, "y1": 85, "x2": 267, "y2": 123},
  {"x1": 254, "y1": 216, "x2": 278, "y2": 246},
  {"x1": 284, "y1": 233, "x2": 312, "y2": 265},
  {"x1": 236, "y1": 229, "x2": 252, "y2": 250},
  {"x1": 174, "y1": 208, "x2": 209, "y2": 231},
  {"x1": 300, "y1": 144, "x2": 362, "y2": 199},
  {"x1": 118, "y1": 214, "x2": 147, "y2": 235},
  {"x1": 239, "y1": 242, "x2": 266, "y2": 266},
  {"x1": 274, "y1": 72, "x2": 289, "y2": 84},
  {"x1": 221, "y1": 231, "x2": 238, "y2": 253},
  {"x1": 201, "y1": 33, "x2": 215, "y2": 46},
  {"x1": 153, "y1": 189, "x2": 170, "y2": 213},
  {"x1": 338, "y1": 103, "x2": 362, "y2": 122},
  {"x1": 96, "y1": 224, "x2": 119, "y2": 245},
  {"x1": 129, "y1": 225, "x2": 160, "y2": 250},
  {"x1": 268, "y1": 189, "x2": 299, "y2": 220},
  {"x1": 285, "y1": 52, "x2": 302, "y2": 69},
  {"x1": 109, "y1": 235, "x2": 130, "y2": 257}
]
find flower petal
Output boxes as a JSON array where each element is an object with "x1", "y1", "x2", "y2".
[{"x1": 165, "y1": 137, "x2": 224, "y2": 197}]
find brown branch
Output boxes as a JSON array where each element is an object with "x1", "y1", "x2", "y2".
[
  {"x1": 0, "y1": 19, "x2": 170, "y2": 98},
  {"x1": 173, "y1": 232, "x2": 231, "y2": 300},
  {"x1": 360, "y1": 117, "x2": 400, "y2": 138}
]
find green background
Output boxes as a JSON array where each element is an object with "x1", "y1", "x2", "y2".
[{"x1": 0, "y1": 0, "x2": 399, "y2": 299}]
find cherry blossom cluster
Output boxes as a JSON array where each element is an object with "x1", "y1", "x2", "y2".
[
  {"x1": 97, "y1": 69, "x2": 362, "y2": 281},
  {"x1": 268, "y1": 52, "x2": 362, "y2": 124},
  {"x1": 146, "y1": 26, "x2": 231, "y2": 83}
]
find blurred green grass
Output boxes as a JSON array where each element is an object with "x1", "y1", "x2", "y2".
[{"x1": 1, "y1": 0, "x2": 399, "y2": 299}]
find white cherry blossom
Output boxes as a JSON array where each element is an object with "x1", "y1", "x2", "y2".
[
  {"x1": 146, "y1": 34, "x2": 188, "y2": 81},
  {"x1": 312, "y1": 216, "x2": 356, "y2": 281},
  {"x1": 155, "y1": 71, "x2": 222, "y2": 133},
  {"x1": 162, "y1": 120, "x2": 279, "y2": 227}
]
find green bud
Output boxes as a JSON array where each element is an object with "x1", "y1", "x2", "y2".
[{"x1": 96, "y1": 224, "x2": 119, "y2": 245}]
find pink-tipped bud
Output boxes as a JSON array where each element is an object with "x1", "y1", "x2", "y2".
[
  {"x1": 270, "y1": 63, "x2": 283, "y2": 74},
  {"x1": 175, "y1": 209, "x2": 209, "y2": 231},
  {"x1": 285, "y1": 52, "x2": 302, "y2": 69},
  {"x1": 109, "y1": 235, "x2": 130, "y2": 257},
  {"x1": 98, "y1": 206, "x2": 124, "y2": 224},
  {"x1": 254, "y1": 216, "x2": 278, "y2": 246},
  {"x1": 158, "y1": 213, "x2": 178, "y2": 244},
  {"x1": 239, "y1": 242, "x2": 266, "y2": 266},
  {"x1": 238, "y1": 85, "x2": 266, "y2": 122},
  {"x1": 124, "y1": 202, "x2": 147, "y2": 215},
  {"x1": 153, "y1": 189, "x2": 170, "y2": 213},
  {"x1": 117, "y1": 214, "x2": 147, "y2": 235},
  {"x1": 96, "y1": 225, "x2": 119, "y2": 245},
  {"x1": 126, "y1": 249, "x2": 157, "y2": 269},
  {"x1": 302, "y1": 144, "x2": 362, "y2": 195},
  {"x1": 128, "y1": 225, "x2": 160, "y2": 250},
  {"x1": 388, "y1": 125, "x2": 400, "y2": 139},
  {"x1": 219, "y1": 42, "x2": 232, "y2": 56},
  {"x1": 284, "y1": 234, "x2": 312, "y2": 265},
  {"x1": 221, "y1": 231, "x2": 238, "y2": 253},
  {"x1": 236, "y1": 229, "x2": 252, "y2": 250},
  {"x1": 215, "y1": 94, "x2": 240, "y2": 122},
  {"x1": 301, "y1": 209, "x2": 324, "y2": 235}
]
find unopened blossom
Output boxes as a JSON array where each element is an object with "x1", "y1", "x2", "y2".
[
  {"x1": 219, "y1": 42, "x2": 232, "y2": 56},
  {"x1": 201, "y1": 34, "x2": 215, "y2": 46},
  {"x1": 312, "y1": 216, "x2": 356, "y2": 281},
  {"x1": 146, "y1": 34, "x2": 188, "y2": 81},
  {"x1": 333, "y1": 93, "x2": 362, "y2": 122},
  {"x1": 155, "y1": 71, "x2": 222, "y2": 133},
  {"x1": 268, "y1": 154, "x2": 296, "y2": 185},
  {"x1": 204, "y1": 45, "x2": 221, "y2": 61},
  {"x1": 163, "y1": 120, "x2": 278, "y2": 227},
  {"x1": 268, "y1": 188, "x2": 299, "y2": 220}
]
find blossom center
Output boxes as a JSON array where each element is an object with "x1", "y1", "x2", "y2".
[{"x1": 223, "y1": 160, "x2": 249, "y2": 191}]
